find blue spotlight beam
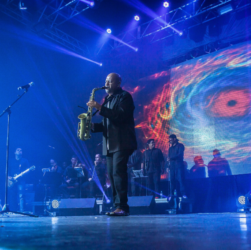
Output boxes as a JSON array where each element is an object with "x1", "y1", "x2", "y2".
[
  {"x1": 0, "y1": 1, "x2": 103, "y2": 66},
  {"x1": 106, "y1": 0, "x2": 250, "y2": 52}
]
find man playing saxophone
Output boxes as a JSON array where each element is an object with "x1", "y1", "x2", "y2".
[{"x1": 87, "y1": 73, "x2": 137, "y2": 216}]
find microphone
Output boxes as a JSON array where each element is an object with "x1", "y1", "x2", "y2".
[{"x1": 17, "y1": 82, "x2": 34, "y2": 91}]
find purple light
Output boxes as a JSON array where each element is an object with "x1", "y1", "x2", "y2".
[
  {"x1": 80, "y1": 0, "x2": 95, "y2": 6},
  {"x1": 106, "y1": 28, "x2": 112, "y2": 34},
  {"x1": 163, "y1": 2, "x2": 169, "y2": 8},
  {"x1": 134, "y1": 15, "x2": 140, "y2": 21}
]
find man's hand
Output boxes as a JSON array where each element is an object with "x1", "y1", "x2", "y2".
[
  {"x1": 66, "y1": 179, "x2": 71, "y2": 183},
  {"x1": 87, "y1": 101, "x2": 102, "y2": 111},
  {"x1": 88, "y1": 178, "x2": 92, "y2": 182},
  {"x1": 94, "y1": 161, "x2": 97, "y2": 166}
]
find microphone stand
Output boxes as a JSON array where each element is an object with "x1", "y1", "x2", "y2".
[{"x1": 0, "y1": 87, "x2": 38, "y2": 217}]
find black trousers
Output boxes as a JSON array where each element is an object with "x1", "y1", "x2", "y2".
[
  {"x1": 106, "y1": 150, "x2": 132, "y2": 212},
  {"x1": 170, "y1": 167, "x2": 186, "y2": 196},
  {"x1": 147, "y1": 171, "x2": 161, "y2": 197}
]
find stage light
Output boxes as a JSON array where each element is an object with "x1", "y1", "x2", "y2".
[
  {"x1": 135, "y1": 48, "x2": 138, "y2": 52},
  {"x1": 80, "y1": 0, "x2": 95, "y2": 6},
  {"x1": 134, "y1": 15, "x2": 140, "y2": 21},
  {"x1": 19, "y1": 1, "x2": 27, "y2": 10},
  {"x1": 163, "y1": 2, "x2": 169, "y2": 8},
  {"x1": 218, "y1": 4, "x2": 233, "y2": 15},
  {"x1": 238, "y1": 196, "x2": 246, "y2": 206},
  {"x1": 51, "y1": 200, "x2": 60, "y2": 209},
  {"x1": 179, "y1": 32, "x2": 183, "y2": 36},
  {"x1": 106, "y1": 29, "x2": 112, "y2": 34},
  {"x1": 99, "y1": 63, "x2": 103, "y2": 66}
]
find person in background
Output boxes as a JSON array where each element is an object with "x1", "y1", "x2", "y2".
[
  {"x1": 87, "y1": 154, "x2": 106, "y2": 198},
  {"x1": 207, "y1": 149, "x2": 232, "y2": 177},
  {"x1": 62, "y1": 161, "x2": 68, "y2": 170},
  {"x1": 8, "y1": 147, "x2": 30, "y2": 212},
  {"x1": 190, "y1": 156, "x2": 206, "y2": 179},
  {"x1": 50, "y1": 159, "x2": 63, "y2": 174},
  {"x1": 141, "y1": 139, "x2": 165, "y2": 198},
  {"x1": 127, "y1": 149, "x2": 142, "y2": 196},
  {"x1": 167, "y1": 134, "x2": 187, "y2": 200},
  {"x1": 102, "y1": 158, "x2": 107, "y2": 167},
  {"x1": 183, "y1": 161, "x2": 190, "y2": 179},
  {"x1": 60, "y1": 155, "x2": 79, "y2": 197}
]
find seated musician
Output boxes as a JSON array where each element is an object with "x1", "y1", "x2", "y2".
[
  {"x1": 50, "y1": 159, "x2": 63, "y2": 174},
  {"x1": 8, "y1": 147, "x2": 30, "y2": 212},
  {"x1": 207, "y1": 149, "x2": 232, "y2": 177},
  {"x1": 190, "y1": 156, "x2": 206, "y2": 179},
  {"x1": 87, "y1": 154, "x2": 106, "y2": 198},
  {"x1": 60, "y1": 155, "x2": 80, "y2": 198}
]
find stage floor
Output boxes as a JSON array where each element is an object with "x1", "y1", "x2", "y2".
[{"x1": 0, "y1": 213, "x2": 251, "y2": 250}]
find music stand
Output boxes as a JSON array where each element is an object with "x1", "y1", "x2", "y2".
[
  {"x1": 132, "y1": 170, "x2": 148, "y2": 196},
  {"x1": 0, "y1": 86, "x2": 37, "y2": 217},
  {"x1": 41, "y1": 172, "x2": 62, "y2": 200}
]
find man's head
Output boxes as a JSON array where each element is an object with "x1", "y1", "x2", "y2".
[
  {"x1": 169, "y1": 134, "x2": 178, "y2": 146},
  {"x1": 105, "y1": 73, "x2": 122, "y2": 95},
  {"x1": 15, "y1": 148, "x2": 22, "y2": 159},
  {"x1": 71, "y1": 155, "x2": 78, "y2": 166},
  {"x1": 50, "y1": 159, "x2": 57, "y2": 167},
  {"x1": 213, "y1": 149, "x2": 221, "y2": 158},
  {"x1": 95, "y1": 154, "x2": 102, "y2": 163},
  {"x1": 194, "y1": 156, "x2": 204, "y2": 166},
  {"x1": 147, "y1": 139, "x2": 155, "y2": 150}
]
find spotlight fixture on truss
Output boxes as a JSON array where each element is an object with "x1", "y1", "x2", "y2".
[
  {"x1": 163, "y1": 2, "x2": 169, "y2": 8},
  {"x1": 134, "y1": 15, "x2": 140, "y2": 21},
  {"x1": 19, "y1": 1, "x2": 27, "y2": 10}
]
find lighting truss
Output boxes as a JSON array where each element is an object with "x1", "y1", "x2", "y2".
[
  {"x1": 0, "y1": 0, "x2": 90, "y2": 55},
  {"x1": 37, "y1": 0, "x2": 90, "y2": 29},
  {"x1": 109, "y1": 0, "x2": 251, "y2": 51}
]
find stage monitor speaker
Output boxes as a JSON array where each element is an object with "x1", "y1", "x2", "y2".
[
  {"x1": 56, "y1": 198, "x2": 96, "y2": 216},
  {"x1": 128, "y1": 196, "x2": 155, "y2": 215}
]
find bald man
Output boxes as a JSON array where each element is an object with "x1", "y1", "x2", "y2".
[{"x1": 87, "y1": 73, "x2": 137, "y2": 216}]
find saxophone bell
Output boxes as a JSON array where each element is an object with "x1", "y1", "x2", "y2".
[{"x1": 77, "y1": 87, "x2": 106, "y2": 141}]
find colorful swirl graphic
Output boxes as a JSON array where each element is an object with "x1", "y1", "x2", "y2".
[{"x1": 136, "y1": 42, "x2": 251, "y2": 174}]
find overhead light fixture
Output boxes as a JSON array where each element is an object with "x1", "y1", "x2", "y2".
[
  {"x1": 19, "y1": 1, "x2": 27, "y2": 10},
  {"x1": 217, "y1": 4, "x2": 233, "y2": 15},
  {"x1": 106, "y1": 28, "x2": 112, "y2": 34},
  {"x1": 80, "y1": 0, "x2": 95, "y2": 6},
  {"x1": 163, "y1": 2, "x2": 169, "y2": 8},
  {"x1": 134, "y1": 15, "x2": 140, "y2": 21}
]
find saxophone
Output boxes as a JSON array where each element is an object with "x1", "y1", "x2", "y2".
[{"x1": 78, "y1": 86, "x2": 107, "y2": 141}]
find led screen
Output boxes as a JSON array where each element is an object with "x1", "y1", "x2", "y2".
[{"x1": 135, "y1": 42, "x2": 251, "y2": 176}]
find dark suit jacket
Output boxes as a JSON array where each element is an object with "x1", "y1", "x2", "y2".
[{"x1": 92, "y1": 88, "x2": 137, "y2": 155}]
